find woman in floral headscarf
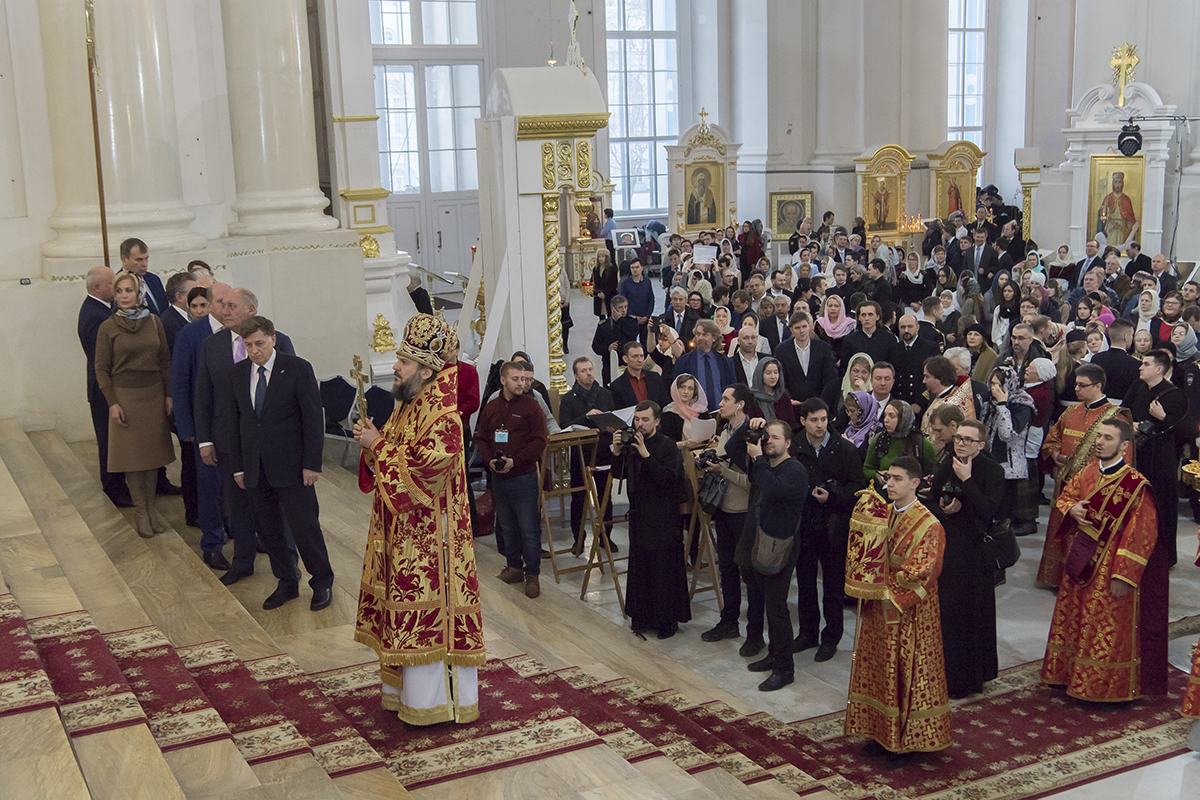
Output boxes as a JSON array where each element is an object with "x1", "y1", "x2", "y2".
[{"x1": 842, "y1": 390, "x2": 880, "y2": 450}]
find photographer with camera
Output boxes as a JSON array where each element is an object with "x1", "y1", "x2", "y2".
[
  {"x1": 698, "y1": 384, "x2": 754, "y2": 647},
  {"x1": 591, "y1": 295, "x2": 641, "y2": 387},
  {"x1": 475, "y1": 362, "x2": 549, "y2": 599},
  {"x1": 792, "y1": 397, "x2": 866, "y2": 663},
  {"x1": 734, "y1": 420, "x2": 808, "y2": 691},
  {"x1": 927, "y1": 419, "x2": 1004, "y2": 698},
  {"x1": 612, "y1": 401, "x2": 690, "y2": 638}
]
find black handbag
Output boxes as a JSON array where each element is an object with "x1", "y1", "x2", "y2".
[
  {"x1": 982, "y1": 518, "x2": 1021, "y2": 572},
  {"x1": 696, "y1": 471, "x2": 728, "y2": 516}
]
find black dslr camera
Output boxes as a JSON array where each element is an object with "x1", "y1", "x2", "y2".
[
  {"x1": 695, "y1": 449, "x2": 727, "y2": 470},
  {"x1": 618, "y1": 427, "x2": 637, "y2": 446},
  {"x1": 744, "y1": 426, "x2": 764, "y2": 445},
  {"x1": 491, "y1": 451, "x2": 508, "y2": 471}
]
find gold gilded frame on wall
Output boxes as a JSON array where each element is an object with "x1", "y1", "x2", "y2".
[
  {"x1": 768, "y1": 190, "x2": 815, "y2": 238},
  {"x1": 1087, "y1": 154, "x2": 1144, "y2": 248},
  {"x1": 855, "y1": 145, "x2": 914, "y2": 236},
  {"x1": 928, "y1": 140, "x2": 986, "y2": 220}
]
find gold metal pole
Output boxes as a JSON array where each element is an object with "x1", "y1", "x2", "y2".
[{"x1": 84, "y1": 0, "x2": 110, "y2": 267}]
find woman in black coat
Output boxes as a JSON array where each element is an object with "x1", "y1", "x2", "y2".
[
  {"x1": 592, "y1": 250, "x2": 620, "y2": 320},
  {"x1": 927, "y1": 422, "x2": 1006, "y2": 698}
]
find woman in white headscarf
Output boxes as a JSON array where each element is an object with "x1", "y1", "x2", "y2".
[{"x1": 1135, "y1": 290, "x2": 1160, "y2": 333}]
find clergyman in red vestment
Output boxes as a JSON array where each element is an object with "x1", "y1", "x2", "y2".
[
  {"x1": 1041, "y1": 419, "x2": 1158, "y2": 702},
  {"x1": 353, "y1": 315, "x2": 485, "y2": 725},
  {"x1": 845, "y1": 455, "x2": 951, "y2": 768},
  {"x1": 1036, "y1": 363, "x2": 1128, "y2": 586}
]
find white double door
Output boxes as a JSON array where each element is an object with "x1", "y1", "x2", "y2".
[{"x1": 389, "y1": 195, "x2": 479, "y2": 281}]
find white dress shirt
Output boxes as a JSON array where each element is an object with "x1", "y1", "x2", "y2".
[
  {"x1": 234, "y1": 351, "x2": 277, "y2": 478},
  {"x1": 793, "y1": 339, "x2": 811, "y2": 374}
]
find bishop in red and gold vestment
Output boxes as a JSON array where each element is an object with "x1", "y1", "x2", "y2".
[
  {"x1": 1037, "y1": 366, "x2": 1128, "y2": 586},
  {"x1": 1041, "y1": 419, "x2": 1158, "y2": 702},
  {"x1": 353, "y1": 315, "x2": 485, "y2": 726},
  {"x1": 845, "y1": 456, "x2": 951, "y2": 757}
]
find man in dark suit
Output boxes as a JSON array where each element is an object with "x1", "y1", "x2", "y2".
[
  {"x1": 1124, "y1": 241, "x2": 1152, "y2": 278},
  {"x1": 660, "y1": 287, "x2": 699, "y2": 345},
  {"x1": 195, "y1": 287, "x2": 297, "y2": 584},
  {"x1": 1069, "y1": 240, "x2": 1103, "y2": 289},
  {"x1": 893, "y1": 315, "x2": 942, "y2": 410},
  {"x1": 226, "y1": 316, "x2": 333, "y2": 612},
  {"x1": 774, "y1": 312, "x2": 839, "y2": 409},
  {"x1": 174, "y1": 283, "x2": 232, "y2": 567},
  {"x1": 610, "y1": 342, "x2": 669, "y2": 409},
  {"x1": 965, "y1": 229, "x2": 1000, "y2": 289},
  {"x1": 77, "y1": 266, "x2": 131, "y2": 507},
  {"x1": 674, "y1": 320, "x2": 735, "y2": 412},
  {"x1": 864, "y1": 259, "x2": 893, "y2": 306},
  {"x1": 730, "y1": 327, "x2": 761, "y2": 385},
  {"x1": 1150, "y1": 253, "x2": 1178, "y2": 295},
  {"x1": 759, "y1": 296, "x2": 790, "y2": 353},
  {"x1": 161, "y1": 271, "x2": 197, "y2": 351},
  {"x1": 1090, "y1": 319, "x2": 1140, "y2": 401},
  {"x1": 117, "y1": 237, "x2": 168, "y2": 315},
  {"x1": 161, "y1": 270, "x2": 200, "y2": 524},
  {"x1": 839, "y1": 301, "x2": 900, "y2": 372}
]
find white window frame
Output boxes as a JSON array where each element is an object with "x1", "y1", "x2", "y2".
[
  {"x1": 947, "y1": 0, "x2": 986, "y2": 148},
  {"x1": 605, "y1": 0, "x2": 681, "y2": 216}
]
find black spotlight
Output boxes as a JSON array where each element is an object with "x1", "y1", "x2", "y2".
[{"x1": 1117, "y1": 124, "x2": 1142, "y2": 156}]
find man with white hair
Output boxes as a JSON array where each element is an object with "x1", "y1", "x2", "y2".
[
  {"x1": 662, "y1": 286, "x2": 698, "y2": 340},
  {"x1": 943, "y1": 347, "x2": 988, "y2": 418},
  {"x1": 78, "y1": 265, "x2": 131, "y2": 507}
]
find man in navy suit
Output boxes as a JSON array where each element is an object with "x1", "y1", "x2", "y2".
[
  {"x1": 174, "y1": 283, "x2": 234, "y2": 570},
  {"x1": 193, "y1": 287, "x2": 297, "y2": 582},
  {"x1": 77, "y1": 266, "x2": 131, "y2": 507},
  {"x1": 225, "y1": 316, "x2": 333, "y2": 612},
  {"x1": 161, "y1": 271, "x2": 198, "y2": 351},
  {"x1": 774, "y1": 312, "x2": 839, "y2": 409},
  {"x1": 674, "y1": 319, "x2": 735, "y2": 412},
  {"x1": 117, "y1": 237, "x2": 169, "y2": 316}
]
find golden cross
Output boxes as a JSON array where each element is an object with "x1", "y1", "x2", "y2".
[
  {"x1": 698, "y1": 107, "x2": 709, "y2": 130},
  {"x1": 1110, "y1": 42, "x2": 1139, "y2": 108},
  {"x1": 350, "y1": 355, "x2": 370, "y2": 422}
]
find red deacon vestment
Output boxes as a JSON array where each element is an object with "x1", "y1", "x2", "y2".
[
  {"x1": 1041, "y1": 460, "x2": 1157, "y2": 702},
  {"x1": 845, "y1": 500, "x2": 951, "y2": 754}
]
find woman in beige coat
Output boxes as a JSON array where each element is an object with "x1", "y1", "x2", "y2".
[{"x1": 95, "y1": 272, "x2": 175, "y2": 537}]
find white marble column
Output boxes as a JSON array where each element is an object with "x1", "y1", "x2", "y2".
[
  {"x1": 220, "y1": 0, "x2": 338, "y2": 235},
  {"x1": 40, "y1": 0, "x2": 205, "y2": 259}
]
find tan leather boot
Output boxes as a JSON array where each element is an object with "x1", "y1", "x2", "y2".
[
  {"x1": 126, "y1": 471, "x2": 154, "y2": 538},
  {"x1": 144, "y1": 471, "x2": 168, "y2": 534}
]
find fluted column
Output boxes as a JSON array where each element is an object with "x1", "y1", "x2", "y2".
[
  {"x1": 40, "y1": 0, "x2": 205, "y2": 259},
  {"x1": 220, "y1": 0, "x2": 338, "y2": 235}
]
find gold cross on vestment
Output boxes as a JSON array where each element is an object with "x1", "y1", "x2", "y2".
[
  {"x1": 1110, "y1": 42, "x2": 1139, "y2": 108},
  {"x1": 350, "y1": 355, "x2": 370, "y2": 422}
]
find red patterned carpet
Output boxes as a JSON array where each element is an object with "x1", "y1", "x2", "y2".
[
  {"x1": 311, "y1": 659, "x2": 604, "y2": 789},
  {"x1": 29, "y1": 610, "x2": 146, "y2": 737},
  {"x1": 0, "y1": 594, "x2": 57, "y2": 719},
  {"x1": 789, "y1": 661, "x2": 1191, "y2": 799}
]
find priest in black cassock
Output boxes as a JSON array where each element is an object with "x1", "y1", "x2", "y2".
[
  {"x1": 611, "y1": 400, "x2": 690, "y2": 639},
  {"x1": 927, "y1": 419, "x2": 1005, "y2": 699},
  {"x1": 1121, "y1": 348, "x2": 1185, "y2": 698}
]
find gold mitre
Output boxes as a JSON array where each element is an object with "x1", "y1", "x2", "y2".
[{"x1": 397, "y1": 314, "x2": 450, "y2": 371}]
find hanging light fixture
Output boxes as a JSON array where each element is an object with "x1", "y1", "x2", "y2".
[{"x1": 1117, "y1": 124, "x2": 1142, "y2": 156}]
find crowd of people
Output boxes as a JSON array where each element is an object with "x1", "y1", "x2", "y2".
[
  {"x1": 566, "y1": 203, "x2": 1200, "y2": 762},
  {"x1": 78, "y1": 238, "x2": 335, "y2": 613}
]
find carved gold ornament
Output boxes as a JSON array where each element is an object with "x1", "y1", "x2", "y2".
[
  {"x1": 359, "y1": 234, "x2": 380, "y2": 258},
  {"x1": 542, "y1": 193, "x2": 568, "y2": 393}
]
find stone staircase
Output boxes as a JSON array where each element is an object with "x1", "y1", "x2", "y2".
[{"x1": 0, "y1": 418, "x2": 868, "y2": 800}]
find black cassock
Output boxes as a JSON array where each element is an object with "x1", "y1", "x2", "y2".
[
  {"x1": 929, "y1": 452, "x2": 1005, "y2": 696},
  {"x1": 1123, "y1": 379, "x2": 1189, "y2": 567},
  {"x1": 614, "y1": 431, "x2": 690, "y2": 633}
]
